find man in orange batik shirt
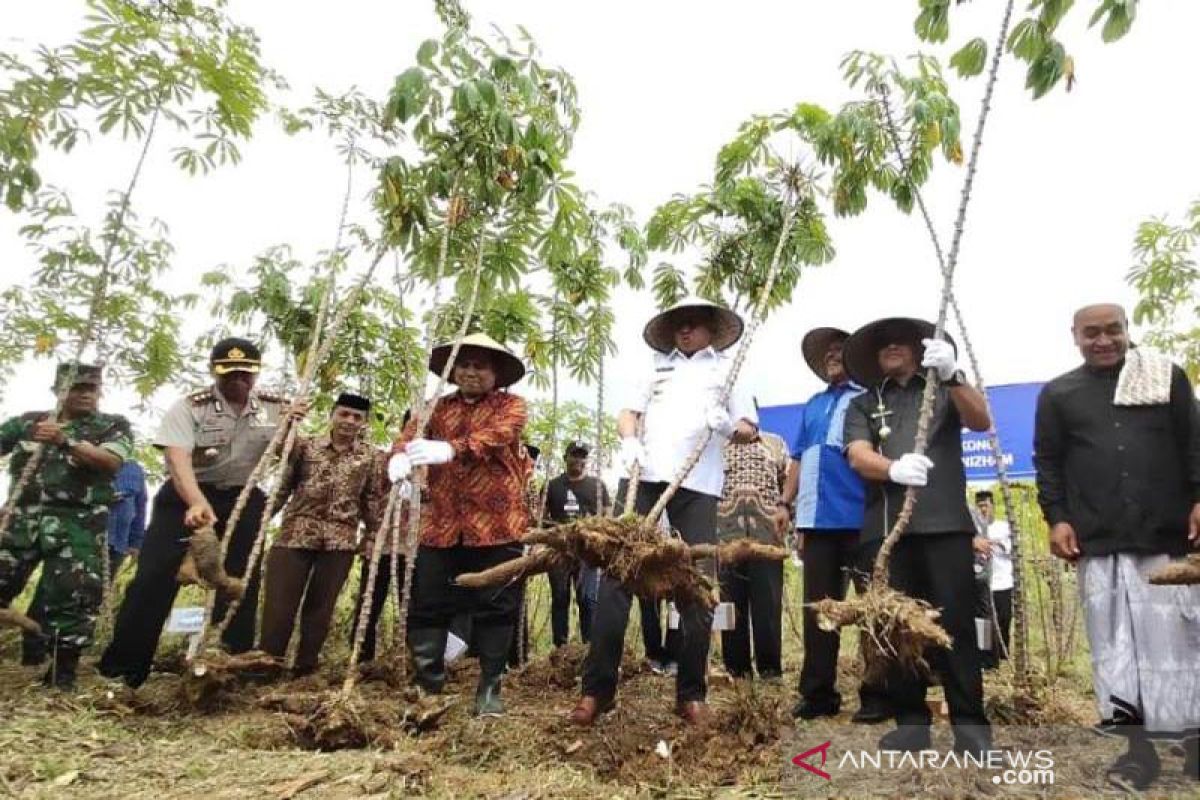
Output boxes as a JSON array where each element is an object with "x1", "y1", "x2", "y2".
[{"x1": 389, "y1": 333, "x2": 530, "y2": 717}]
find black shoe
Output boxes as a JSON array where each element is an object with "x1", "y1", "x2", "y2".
[
  {"x1": 880, "y1": 726, "x2": 933, "y2": 753},
  {"x1": 952, "y1": 725, "x2": 993, "y2": 758},
  {"x1": 41, "y1": 647, "x2": 80, "y2": 691},
  {"x1": 852, "y1": 703, "x2": 892, "y2": 724},
  {"x1": 474, "y1": 624, "x2": 511, "y2": 717},
  {"x1": 408, "y1": 627, "x2": 448, "y2": 694},
  {"x1": 1106, "y1": 738, "x2": 1161, "y2": 791},
  {"x1": 793, "y1": 697, "x2": 841, "y2": 720}
]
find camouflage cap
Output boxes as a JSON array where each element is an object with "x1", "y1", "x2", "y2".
[{"x1": 54, "y1": 362, "x2": 103, "y2": 390}]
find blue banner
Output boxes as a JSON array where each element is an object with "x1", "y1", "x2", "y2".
[{"x1": 759, "y1": 381, "x2": 1043, "y2": 482}]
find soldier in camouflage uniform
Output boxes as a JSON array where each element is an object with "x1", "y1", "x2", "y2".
[{"x1": 0, "y1": 363, "x2": 134, "y2": 689}]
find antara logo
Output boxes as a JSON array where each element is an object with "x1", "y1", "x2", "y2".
[{"x1": 791, "y1": 741, "x2": 833, "y2": 780}]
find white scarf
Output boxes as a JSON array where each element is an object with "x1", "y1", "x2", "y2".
[{"x1": 1113, "y1": 348, "x2": 1173, "y2": 406}]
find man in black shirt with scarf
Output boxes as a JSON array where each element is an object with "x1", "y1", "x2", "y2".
[
  {"x1": 842, "y1": 317, "x2": 993, "y2": 755},
  {"x1": 1035, "y1": 303, "x2": 1200, "y2": 788}
]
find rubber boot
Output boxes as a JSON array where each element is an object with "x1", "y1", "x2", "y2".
[
  {"x1": 21, "y1": 632, "x2": 47, "y2": 667},
  {"x1": 42, "y1": 646, "x2": 80, "y2": 691},
  {"x1": 474, "y1": 624, "x2": 512, "y2": 717},
  {"x1": 408, "y1": 627, "x2": 447, "y2": 694}
]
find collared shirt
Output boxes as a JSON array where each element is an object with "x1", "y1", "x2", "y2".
[
  {"x1": 986, "y1": 520, "x2": 1013, "y2": 591},
  {"x1": 0, "y1": 410, "x2": 134, "y2": 511},
  {"x1": 791, "y1": 381, "x2": 866, "y2": 531},
  {"x1": 155, "y1": 385, "x2": 287, "y2": 489},
  {"x1": 275, "y1": 435, "x2": 389, "y2": 551},
  {"x1": 844, "y1": 373, "x2": 974, "y2": 540},
  {"x1": 1033, "y1": 362, "x2": 1200, "y2": 556},
  {"x1": 716, "y1": 432, "x2": 788, "y2": 543},
  {"x1": 108, "y1": 460, "x2": 148, "y2": 554},
  {"x1": 624, "y1": 346, "x2": 757, "y2": 498},
  {"x1": 545, "y1": 473, "x2": 609, "y2": 524},
  {"x1": 393, "y1": 390, "x2": 530, "y2": 548}
]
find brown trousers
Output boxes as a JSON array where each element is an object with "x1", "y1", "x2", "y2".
[{"x1": 260, "y1": 547, "x2": 354, "y2": 671}]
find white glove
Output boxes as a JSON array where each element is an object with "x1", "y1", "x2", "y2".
[
  {"x1": 705, "y1": 405, "x2": 735, "y2": 439},
  {"x1": 617, "y1": 436, "x2": 645, "y2": 474},
  {"x1": 387, "y1": 453, "x2": 412, "y2": 483},
  {"x1": 921, "y1": 338, "x2": 957, "y2": 382},
  {"x1": 888, "y1": 453, "x2": 934, "y2": 487},
  {"x1": 407, "y1": 438, "x2": 455, "y2": 466}
]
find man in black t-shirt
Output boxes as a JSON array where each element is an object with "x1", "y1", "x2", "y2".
[
  {"x1": 842, "y1": 316, "x2": 993, "y2": 756},
  {"x1": 544, "y1": 442, "x2": 610, "y2": 646}
]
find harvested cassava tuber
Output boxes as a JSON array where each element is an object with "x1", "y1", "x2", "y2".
[
  {"x1": 176, "y1": 552, "x2": 200, "y2": 585},
  {"x1": 0, "y1": 606, "x2": 42, "y2": 635},
  {"x1": 459, "y1": 515, "x2": 716, "y2": 609},
  {"x1": 813, "y1": 585, "x2": 951, "y2": 680},
  {"x1": 1148, "y1": 553, "x2": 1200, "y2": 586},
  {"x1": 176, "y1": 524, "x2": 245, "y2": 600},
  {"x1": 688, "y1": 539, "x2": 788, "y2": 564},
  {"x1": 454, "y1": 547, "x2": 569, "y2": 589}
]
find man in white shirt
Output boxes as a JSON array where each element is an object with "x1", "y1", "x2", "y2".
[
  {"x1": 974, "y1": 490, "x2": 1013, "y2": 669},
  {"x1": 571, "y1": 297, "x2": 758, "y2": 727}
]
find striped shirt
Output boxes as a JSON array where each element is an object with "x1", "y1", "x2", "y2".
[{"x1": 791, "y1": 381, "x2": 866, "y2": 531}]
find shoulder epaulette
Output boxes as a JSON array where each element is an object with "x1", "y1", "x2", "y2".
[
  {"x1": 19, "y1": 411, "x2": 48, "y2": 423},
  {"x1": 189, "y1": 389, "x2": 215, "y2": 405},
  {"x1": 255, "y1": 390, "x2": 291, "y2": 404}
]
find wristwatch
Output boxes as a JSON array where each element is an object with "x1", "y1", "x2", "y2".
[{"x1": 944, "y1": 369, "x2": 967, "y2": 388}]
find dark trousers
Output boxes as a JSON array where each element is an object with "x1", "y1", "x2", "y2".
[
  {"x1": 549, "y1": 564, "x2": 596, "y2": 646},
  {"x1": 719, "y1": 558, "x2": 783, "y2": 678},
  {"x1": 99, "y1": 482, "x2": 266, "y2": 687},
  {"x1": 259, "y1": 547, "x2": 354, "y2": 671},
  {"x1": 408, "y1": 543, "x2": 522, "y2": 631},
  {"x1": 509, "y1": 580, "x2": 529, "y2": 667},
  {"x1": 582, "y1": 481, "x2": 717, "y2": 704},
  {"x1": 22, "y1": 544, "x2": 128, "y2": 660},
  {"x1": 983, "y1": 588, "x2": 1013, "y2": 669},
  {"x1": 799, "y1": 530, "x2": 889, "y2": 709},
  {"x1": 350, "y1": 553, "x2": 407, "y2": 663},
  {"x1": 862, "y1": 532, "x2": 988, "y2": 731}
]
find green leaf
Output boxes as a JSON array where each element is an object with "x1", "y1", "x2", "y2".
[
  {"x1": 416, "y1": 39, "x2": 439, "y2": 68},
  {"x1": 1037, "y1": 0, "x2": 1075, "y2": 32},
  {"x1": 949, "y1": 37, "x2": 987, "y2": 78},
  {"x1": 476, "y1": 78, "x2": 498, "y2": 108},
  {"x1": 1100, "y1": 2, "x2": 1135, "y2": 42},
  {"x1": 1026, "y1": 39, "x2": 1067, "y2": 98},
  {"x1": 1007, "y1": 18, "x2": 1046, "y2": 62},
  {"x1": 913, "y1": 0, "x2": 951, "y2": 43}
]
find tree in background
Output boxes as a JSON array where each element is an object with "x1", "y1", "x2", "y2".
[
  {"x1": 0, "y1": 0, "x2": 278, "y2": 397},
  {"x1": 919, "y1": 0, "x2": 1139, "y2": 97},
  {"x1": 1127, "y1": 198, "x2": 1200, "y2": 381}
]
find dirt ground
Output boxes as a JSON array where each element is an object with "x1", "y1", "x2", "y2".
[{"x1": 0, "y1": 642, "x2": 1196, "y2": 800}]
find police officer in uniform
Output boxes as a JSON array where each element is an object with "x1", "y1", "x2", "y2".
[
  {"x1": 99, "y1": 338, "x2": 295, "y2": 688},
  {"x1": 0, "y1": 363, "x2": 133, "y2": 689}
]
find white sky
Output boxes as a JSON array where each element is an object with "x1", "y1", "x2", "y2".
[{"x1": 3, "y1": 1, "x2": 1198, "y2": 438}]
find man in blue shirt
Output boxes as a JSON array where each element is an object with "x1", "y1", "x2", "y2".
[
  {"x1": 106, "y1": 459, "x2": 148, "y2": 576},
  {"x1": 784, "y1": 327, "x2": 889, "y2": 722}
]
